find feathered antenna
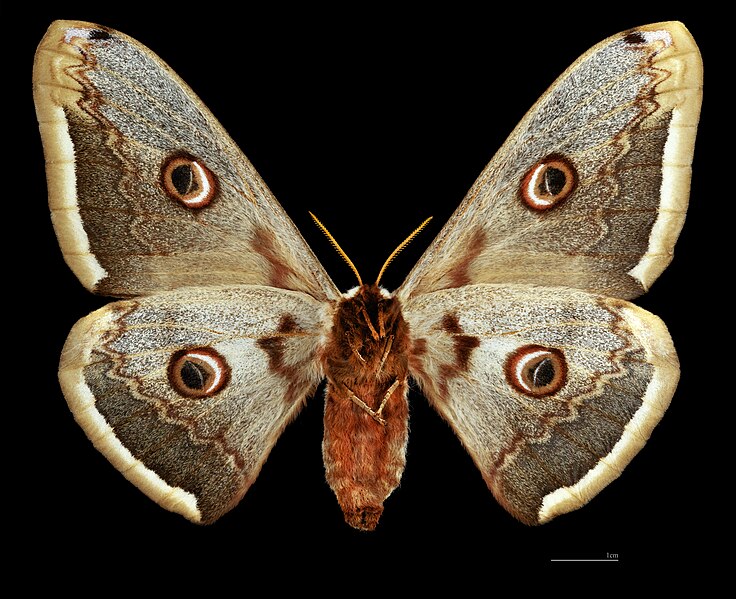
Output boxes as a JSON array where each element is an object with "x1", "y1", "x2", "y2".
[
  {"x1": 375, "y1": 216, "x2": 433, "y2": 286},
  {"x1": 309, "y1": 213, "x2": 433, "y2": 288},
  {"x1": 310, "y1": 212, "x2": 363, "y2": 286}
]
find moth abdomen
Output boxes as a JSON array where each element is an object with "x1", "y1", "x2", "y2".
[{"x1": 322, "y1": 378, "x2": 410, "y2": 531}]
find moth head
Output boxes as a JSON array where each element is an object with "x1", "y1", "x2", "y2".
[{"x1": 505, "y1": 345, "x2": 567, "y2": 396}]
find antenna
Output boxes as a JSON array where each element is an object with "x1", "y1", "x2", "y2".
[
  {"x1": 375, "y1": 217, "x2": 433, "y2": 286},
  {"x1": 310, "y1": 212, "x2": 363, "y2": 286},
  {"x1": 309, "y1": 213, "x2": 433, "y2": 288}
]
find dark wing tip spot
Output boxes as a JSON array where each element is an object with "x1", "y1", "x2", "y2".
[
  {"x1": 624, "y1": 31, "x2": 647, "y2": 45},
  {"x1": 88, "y1": 29, "x2": 112, "y2": 40}
]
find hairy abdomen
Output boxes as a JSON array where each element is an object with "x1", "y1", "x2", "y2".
[{"x1": 323, "y1": 380, "x2": 408, "y2": 530}]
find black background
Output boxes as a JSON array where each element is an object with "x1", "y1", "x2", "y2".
[{"x1": 11, "y1": 2, "x2": 721, "y2": 584}]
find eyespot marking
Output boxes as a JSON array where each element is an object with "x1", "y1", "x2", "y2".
[
  {"x1": 519, "y1": 154, "x2": 577, "y2": 211},
  {"x1": 161, "y1": 154, "x2": 217, "y2": 208},
  {"x1": 505, "y1": 345, "x2": 567, "y2": 397},
  {"x1": 168, "y1": 347, "x2": 230, "y2": 398}
]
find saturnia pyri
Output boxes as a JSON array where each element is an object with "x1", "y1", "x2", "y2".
[{"x1": 33, "y1": 20, "x2": 702, "y2": 530}]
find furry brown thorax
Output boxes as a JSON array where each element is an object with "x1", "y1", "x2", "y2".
[{"x1": 324, "y1": 285, "x2": 409, "y2": 390}]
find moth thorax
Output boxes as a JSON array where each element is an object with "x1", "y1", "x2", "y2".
[{"x1": 325, "y1": 284, "x2": 408, "y2": 382}]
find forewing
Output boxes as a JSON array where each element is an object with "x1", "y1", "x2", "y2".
[
  {"x1": 403, "y1": 284, "x2": 679, "y2": 525},
  {"x1": 59, "y1": 286, "x2": 330, "y2": 523},
  {"x1": 33, "y1": 20, "x2": 339, "y2": 301},
  {"x1": 398, "y1": 22, "x2": 702, "y2": 302}
]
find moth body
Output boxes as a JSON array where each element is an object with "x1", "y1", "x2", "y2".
[{"x1": 322, "y1": 284, "x2": 410, "y2": 530}]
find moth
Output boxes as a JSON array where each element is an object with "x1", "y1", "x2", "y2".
[{"x1": 33, "y1": 20, "x2": 702, "y2": 530}]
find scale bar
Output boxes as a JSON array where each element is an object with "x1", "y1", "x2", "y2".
[{"x1": 550, "y1": 559, "x2": 619, "y2": 562}]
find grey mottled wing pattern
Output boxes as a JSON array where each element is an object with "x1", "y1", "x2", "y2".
[
  {"x1": 404, "y1": 284, "x2": 679, "y2": 525},
  {"x1": 398, "y1": 22, "x2": 702, "y2": 303},
  {"x1": 33, "y1": 21, "x2": 339, "y2": 301},
  {"x1": 398, "y1": 21, "x2": 699, "y2": 524},
  {"x1": 60, "y1": 286, "x2": 330, "y2": 524}
]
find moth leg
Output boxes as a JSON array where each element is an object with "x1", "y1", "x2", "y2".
[
  {"x1": 377, "y1": 304, "x2": 386, "y2": 338},
  {"x1": 343, "y1": 378, "x2": 401, "y2": 426},
  {"x1": 375, "y1": 379, "x2": 400, "y2": 420},
  {"x1": 345, "y1": 386, "x2": 387, "y2": 425},
  {"x1": 350, "y1": 342, "x2": 367, "y2": 364},
  {"x1": 360, "y1": 306, "x2": 380, "y2": 340},
  {"x1": 377, "y1": 335, "x2": 394, "y2": 375}
]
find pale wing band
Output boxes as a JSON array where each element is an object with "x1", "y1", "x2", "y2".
[
  {"x1": 34, "y1": 24, "x2": 108, "y2": 291},
  {"x1": 628, "y1": 22, "x2": 703, "y2": 290},
  {"x1": 538, "y1": 303, "x2": 679, "y2": 522},
  {"x1": 59, "y1": 309, "x2": 202, "y2": 522}
]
